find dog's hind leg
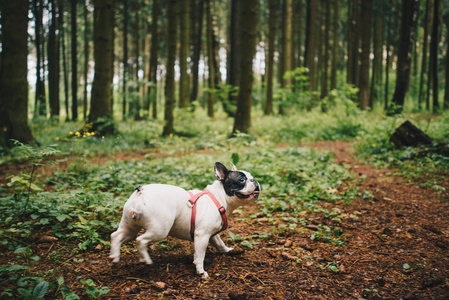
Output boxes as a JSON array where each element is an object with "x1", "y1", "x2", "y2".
[
  {"x1": 109, "y1": 225, "x2": 139, "y2": 263},
  {"x1": 136, "y1": 230, "x2": 166, "y2": 265},
  {"x1": 210, "y1": 235, "x2": 234, "y2": 253}
]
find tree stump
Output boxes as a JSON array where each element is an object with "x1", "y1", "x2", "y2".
[{"x1": 390, "y1": 120, "x2": 433, "y2": 148}]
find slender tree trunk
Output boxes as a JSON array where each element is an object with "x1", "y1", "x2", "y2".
[
  {"x1": 60, "y1": 2, "x2": 70, "y2": 121},
  {"x1": 232, "y1": 0, "x2": 259, "y2": 134},
  {"x1": 163, "y1": 0, "x2": 177, "y2": 136},
  {"x1": 419, "y1": 0, "x2": 430, "y2": 109},
  {"x1": 0, "y1": 0, "x2": 37, "y2": 147},
  {"x1": 90, "y1": 0, "x2": 115, "y2": 123},
  {"x1": 206, "y1": 0, "x2": 215, "y2": 118},
  {"x1": 190, "y1": 0, "x2": 204, "y2": 103},
  {"x1": 283, "y1": 0, "x2": 293, "y2": 88},
  {"x1": 321, "y1": 0, "x2": 330, "y2": 101},
  {"x1": 149, "y1": 0, "x2": 159, "y2": 119},
  {"x1": 265, "y1": 0, "x2": 277, "y2": 115},
  {"x1": 33, "y1": 0, "x2": 46, "y2": 117},
  {"x1": 71, "y1": 0, "x2": 79, "y2": 121},
  {"x1": 179, "y1": 0, "x2": 191, "y2": 108},
  {"x1": 390, "y1": 0, "x2": 419, "y2": 113},
  {"x1": 48, "y1": 0, "x2": 60, "y2": 119},
  {"x1": 131, "y1": 1, "x2": 142, "y2": 120},
  {"x1": 359, "y1": 0, "x2": 373, "y2": 110},
  {"x1": 306, "y1": 0, "x2": 316, "y2": 92},
  {"x1": 227, "y1": 0, "x2": 240, "y2": 111},
  {"x1": 385, "y1": 8, "x2": 392, "y2": 111},
  {"x1": 430, "y1": 0, "x2": 439, "y2": 112},
  {"x1": 444, "y1": 11, "x2": 449, "y2": 110},
  {"x1": 122, "y1": 0, "x2": 129, "y2": 119},
  {"x1": 330, "y1": 0, "x2": 339, "y2": 91},
  {"x1": 83, "y1": 1, "x2": 90, "y2": 120}
]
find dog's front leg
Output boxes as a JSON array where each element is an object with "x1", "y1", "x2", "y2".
[
  {"x1": 193, "y1": 234, "x2": 210, "y2": 279},
  {"x1": 210, "y1": 235, "x2": 234, "y2": 253}
]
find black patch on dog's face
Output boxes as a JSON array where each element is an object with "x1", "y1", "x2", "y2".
[{"x1": 222, "y1": 171, "x2": 248, "y2": 196}]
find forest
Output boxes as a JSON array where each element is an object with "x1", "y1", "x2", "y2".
[{"x1": 1, "y1": 0, "x2": 449, "y2": 299}]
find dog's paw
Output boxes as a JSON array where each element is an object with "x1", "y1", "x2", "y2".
[
  {"x1": 109, "y1": 256, "x2": 120, "y2": 264},
  {"x1": 200, "y1": 271, "x2": 209, "y2": 280},
  {"x1": 139, "y1": 257, "x2": 154, "y2": 265}
]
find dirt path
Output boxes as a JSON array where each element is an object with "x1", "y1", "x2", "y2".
[{"x1": 2, "y1": 141, "x2": 449, "y2": 299}]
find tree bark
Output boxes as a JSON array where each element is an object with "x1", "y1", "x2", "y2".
[
  {"x1": 321, "y1": 0, "x2": 331, "y2": 100},
  {"x1": 265, "y1": 0, "x2": 277, "y2": 115},
  {"x1": 390, "y1": 0, "x2": 420, "y2": 113},
  {"x1": 71, "y1": 0, "x2": 79, "y2": 121},
  {"x1": 149, "y1": 0, "x2": 159, "y2": 118},
  {"x1": 232, "y1": 0, "x2": 259, "y2": 134},
  {"x1": 305, "y1": 0, "x2": 316, "y2": 91},
  {"x1": 283, "y1": 0, "x2": 293, "y2": 88},
  {"x1": 429, "y1": 0, "x2": 439, "y2": 113},
  {"x1": 0, "y1": 0, "x2": 36, "y2": 147},
  {"x1": 444, "y1": 9, "x2": 449, "y2": 110},
  {"x1": 33, "y1": 0, "x2": 46, "y2": 117},
  {"x1": 330, "y1": 0, "x2": 339, "y2": 91},
  {"x1": 90, "y1": 0, "x2": 115, "y2": 123},
  {"x1": 358, "y1": 0, "x2": 373, "y2": 110},
  {"x1": 59, "y1": 1, "x2": 70, "y2": 121},
  {"x1": 419, "y1": 0, "x2": 430, "y2": 108},
  {"x1": 206, "y1": 0, "x2": 215, "y2": 118},
  {"x1": 163, "y1": 0, "x2": 177, "y2": 136},
  {"x1": 83, "y1": 1, "x2": 90, "y2": 120},
  {"x1": 190, "y1": 0, "x2": 204, "y2": 103},
  {"x1": 122, "y1": 0, "x2": 129, "y2": 119},
  {"x1": 179, "y1": 0, "x2": 191, "y2": 108},
  {"x1": 48, "y1": 0, "x2": 60, "y2": 119},
  {"x1": 226, "y1": 0, "x2": 240, "y2": 111}
]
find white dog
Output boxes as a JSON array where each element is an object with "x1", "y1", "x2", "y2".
[{"x1": 109, "y1": 162, "x2": 260, "y2": 279}]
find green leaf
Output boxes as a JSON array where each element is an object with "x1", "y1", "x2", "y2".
[
  {"x1": 57, "y1": 275, "x2": 65, "y2": 286},
  {"x1": 231, "y1": 153, "x2": 240, "y2": 165},
  {"x1": 33, "y1": 281, "x2": 49, "y2": 298},
  {"x1": 240, "y1": 240, "x2": 253, "y2": 249},
  {"x1": 15, "y1": 247, "x2": 28, "y2": 254},
  {"x1": 403, "y1": 263, "x2": 411, "y2": 270}
]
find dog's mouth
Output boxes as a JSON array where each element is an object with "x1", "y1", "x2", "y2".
[{"x1": 236, "y1": 190, "x2": 260, "y2": 201}]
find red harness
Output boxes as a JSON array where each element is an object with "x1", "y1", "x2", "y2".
[{"x1": 187, "y1": 189, "x2": 228, "y2": 241}]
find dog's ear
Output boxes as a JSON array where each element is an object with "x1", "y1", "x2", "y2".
[
  {"x1": 230, "y1": 162, "x2": 238, "y2": 171},
  {"x1": 214, "y1": 162, "x2": 228, "y2": 180}
]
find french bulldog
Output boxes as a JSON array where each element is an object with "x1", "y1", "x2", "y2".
[{"x1": 109, "y1": 162, "x2": 260, "y2": 279}]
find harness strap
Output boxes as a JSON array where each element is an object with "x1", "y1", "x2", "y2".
[{"x1": 188, "y1": 189, "x2": 228, "y2": 241}]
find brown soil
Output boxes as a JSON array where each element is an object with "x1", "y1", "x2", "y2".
[{"x1": 1, "y1": 141, "x2": 449, "y2": 299}]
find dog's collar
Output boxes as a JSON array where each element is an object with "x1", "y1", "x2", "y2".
[{"x1": 187, "y1": 189, "x2": 228, "y2": 241}]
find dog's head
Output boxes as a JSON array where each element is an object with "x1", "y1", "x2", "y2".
[{"x1": 214, "y1": 162, "x2": 260, "y2": 201}]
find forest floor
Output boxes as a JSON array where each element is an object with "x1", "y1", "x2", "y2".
[{"x1": 1, "y1": 141, "x2": 449, "y2": 299}]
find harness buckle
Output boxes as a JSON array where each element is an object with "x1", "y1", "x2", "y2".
[{"x1": 218, "y1": 206, "x2": 226, "y2": 215}]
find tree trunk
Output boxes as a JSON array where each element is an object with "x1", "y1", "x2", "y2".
[
  {"x1": 90, "y1": 0, "x2": 115, "y2": 123},
  {"x1": 419, "y1": 0, "x2": 430, "y2": 108},
  {"x1": 444, "y1": 10, "x2": 449, "y2": 110},
  {"x1": 0, "y1": 0, "x2": 36, "y2": 147},
  {"x1": 48, "y1": 0, "x2": 60, "y2": 119},
  {"x1": 71, "y1": 0, "x2": 79, "y2": 121},
  {"x1": 320, "y1": 0, "x2": 330, "y2": 101},
  {"x1": 265, "y1": 0, "x2": 277, "y2": 115},
  {"x1": 83, "y1": 1, "x2": 90, "y2": 120},
  {"x1": 59, "y1": 1, "x2": 70, "y2": 121},
  {"x1": 122, "y1": 0, "x2": 129, "y2": 119},
  {"x1": 163, "y1": 0, "x2": 178, "y2": 136},
  {"x1": 190, "y1": 0, "x2": 204, "y2": 103},
  {"x1": 206, "y1": 0, "x2": 215, "y2": 118},
  {"x1": 358, "y1": 0, "x2": 373, "y2": 110},
  {"x1": 330, "y1": 0, "x2": 339, "y2": 91},
  {"x1": 305, "y1": 0, "x2": 316, "y2": 91},
  {"x1": 390, "y1": 0, "x2": 419, "y2": 114},
  {"x1": 179, "y1": 0, "x2": 191, "y2": 108},
  {"x1": 149, "y1": 0, "x2": 159, "y2": 119},
  {"x1": 33, "y1": 0, "x2": 46, "y2": 117},
  {"x1": 283, "y1": 0, "x2": 293, "y2": 88},
  {"x1": 226, "y1": 0, "x2": 240, "y2": 112},
  {"x1": 384, "y1": 7, "x2": 392, "y2": 111},
  {"x1": 430, "y1": 0, "x2": 439, "y2": 113},
  {"x1": 232, "y1": 0, "x2": 259, "y2": 134}
]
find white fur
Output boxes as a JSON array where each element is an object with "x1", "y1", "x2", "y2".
[{"x1": 109, "y1": 175, "x2": 258, "y2": 279}]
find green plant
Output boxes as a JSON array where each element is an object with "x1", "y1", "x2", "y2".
[{"x1": 79, "y1": 278, "x2": 110, "y2": 298}]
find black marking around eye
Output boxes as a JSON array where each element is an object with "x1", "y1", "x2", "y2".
[{"x1": 223, "y1": 171, "x2": 247, "y2": 196}]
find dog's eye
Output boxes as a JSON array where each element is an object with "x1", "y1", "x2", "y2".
[{"x1": 239, "y1": 177, "x2": 246, "y2": 183}]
